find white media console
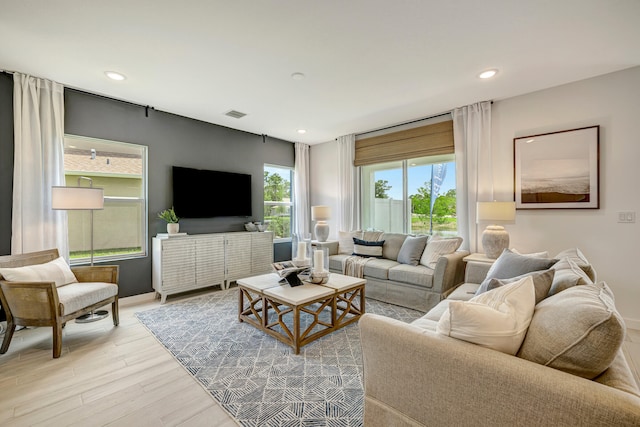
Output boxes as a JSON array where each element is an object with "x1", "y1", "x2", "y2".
[{"x1": 152, "y1": 231, "x2": 274, "y2": 303}]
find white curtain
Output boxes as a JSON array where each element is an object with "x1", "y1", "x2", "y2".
[
  {"x1": 293, "y1": 142, "x2": 310, "y2": 236},
  {"x1": 337, "y1": 134, "x2": 360, "y2": 232},
  {"x1": 453, "y1": 101, "x2": 492, "y2": 253},
  {"x1": 12, "y1": 73, "x2": 68, "y2": 257}
]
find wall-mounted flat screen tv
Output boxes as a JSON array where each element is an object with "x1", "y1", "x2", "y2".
[{"x1": 172, "y1": 166, "x2": 252, "y2": 218}]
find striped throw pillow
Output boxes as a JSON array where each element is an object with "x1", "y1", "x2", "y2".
[{"x1": 352, "y1": 238, "x2": 384, "y2": 258}]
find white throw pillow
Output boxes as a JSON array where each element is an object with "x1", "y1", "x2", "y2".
[
  {"x1": 436, "y1": 276, "x2": 536, "y2": 355},
  {"x1": 338, "y1": 230, "x2": 363, "y2": 255},
  {"x1": 510, "y1": 248, "x2": 549, "y2": 258},
  {"x1": 419, "y1": 236, "x2": 462, "y2": 268},
  {"x1": 0, "y1": 256, "x2": 77, "y2": 288}
]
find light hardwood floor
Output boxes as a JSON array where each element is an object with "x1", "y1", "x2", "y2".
[
  {"x1": 0, "y1": 289, "x2": 238, "y2": 427},
  {"x1": 1, "y1": 289, "x2": 639, "y2": 427}
]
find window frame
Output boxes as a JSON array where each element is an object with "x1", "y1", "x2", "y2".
[
  {"x1": 64, "y1": 134, "x2": 148, "y2": 265},
  {"x1": 263, "y1": 164, "x2": 295, "y2": 243},
  {"x1": 360, "y1": 154, "x2": 456, "y2": 235}
]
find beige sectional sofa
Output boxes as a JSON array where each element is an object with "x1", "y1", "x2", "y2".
[
  {"x1": 359, "y1": 248, "x2": 640, "y2": 426},
  {"x1": 318, "y1": 231, "x2": 468, "y2": 312}
]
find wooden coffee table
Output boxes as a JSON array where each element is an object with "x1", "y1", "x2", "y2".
[{"x1": 237, "y1": 273, "x2": 366, "y2": 354}]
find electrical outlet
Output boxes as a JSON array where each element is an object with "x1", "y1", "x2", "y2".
[{"x1": 618, "y1": 211, "x2": 636, "y2": 223}]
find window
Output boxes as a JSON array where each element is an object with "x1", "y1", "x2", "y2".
[
  {"x1": 64, "y1": 135, "x2": 147, "y2": 264},
  {"x1": 361, "y1": 154, "x2": 456, "y2": 236},
  {"x1": 264, "y1": 165, "x2": 294, "y2": 241}
]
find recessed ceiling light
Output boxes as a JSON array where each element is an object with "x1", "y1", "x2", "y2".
[
  {"x1": 105, "y1": 71, "x2": 126, "y2": 81},
  {"x1": 297, "y1": 129, "x2": 307, "y2": 134},
  {"x1": 291, "y1": 72, "x2": 305, "y2": 81},
  {"x1": 478, "y1": 69, "x2": 498, "y2": 79}
]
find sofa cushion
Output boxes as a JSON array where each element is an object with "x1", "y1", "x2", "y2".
[
  {"x1": 447, "y1": 283, "x2": 481, "y2": 301},
  {"x1": 329, "y1": 254, "x2": 350, "y2": 272},
  {"x1": 380, "y1": 233, "x2": 408, "y2": 261},
  {"x1": 517, "y1": 282, "x2": 625, "y2": 379},
  {"x1": 0, "y1": 256, "x2": 78, "y2": 288},
  {"x1": 397, "y1": 235, "x2": 429, "y2": 266},
  {"x1": 554, "y1": 247, "x2": 596, "y2": 281},
  {"x1": 57, "y1": 282, "x2": 118, "y2": 315},
  {"x1": 419, "y1": 236, "x2": 462, "y2": 268},
  {"x1": 475, "y1": 268, "x2": 555, "y2": 304},
  {"x1": 363, "y1": 258, "x2": 399, "y2": 280},
  {"x1": 410, "y1": 316, "x2": 439, "y2": 332},
  {"x1": 388, "y1": 264, "x2": 434, "y2": 288},
  {"x1": 548, "y1": 257, "x2": 593, "y2": 296},
  {"x1": 480, "y1": 249, "x2": 557, "y2": 288},
  {"x1": 338, "y1": 230, "x2": 362, "y2": 255},
  {"x1": 352, "y1": 238, "x2": 384, "y2": 258},
  {"x1": 437, "y1": 276, "x2": 536, "y2": 355},
  {"x1": 422, "y1": 299, "x2": 451, "y2": 322}
]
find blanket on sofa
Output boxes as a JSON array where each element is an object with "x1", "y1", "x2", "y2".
[{"x1": 343, "y1": 255, "x2": 371, "y2": 278}]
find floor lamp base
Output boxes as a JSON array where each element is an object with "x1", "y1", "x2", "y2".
[{"x1": 76, "y1": 310, "x2": 109, "y2": 323}]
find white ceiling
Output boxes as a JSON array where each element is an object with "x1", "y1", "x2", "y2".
[{"x1": 1, "y1": 1, "x2": 639, "y2": 144}]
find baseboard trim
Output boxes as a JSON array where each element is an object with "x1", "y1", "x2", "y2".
[
  {"x1": 624, "y1": 317, "x2": 640, "y2": 331},
  {"x1": 120, "y1": 291, "x2": 156, "y2": 307}
]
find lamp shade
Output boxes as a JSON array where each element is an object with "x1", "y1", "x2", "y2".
[
  {"x1": 52, "y1": 186, "x2": 104, "y2": 210},
  {"x1": 476, "y1": 201, "x2": 515, "y2": 223},
  {"x1": 311, "y1": 205, "x2": 331, "y2": 221}
]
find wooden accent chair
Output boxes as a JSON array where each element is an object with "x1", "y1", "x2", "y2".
[{"x1": 0, "y1": 249, "x2": 119, "y2": 358}]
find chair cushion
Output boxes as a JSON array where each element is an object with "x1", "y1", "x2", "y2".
[
  {"x1": 57, "y1": 282, "x2": 118, "y2": 316},
  {"x1": 437, "y1": 276, "x2": 536, "y2": 355},
  {"x1": 548, "y1": 257, "x2": 593, "y2": 296},
  {"x1": 475, "y1": 268, "x2": 555, "y2": 304},
  {"x1": 0, "y1": 256, "x2": 77, "y2": 288},
  {"x1": 419, "y1": 236, "x2": 462, "y2": 268},
  {"x1": 397, "y1": 235, "x2": 429, "y2": 266},
  {"x1": 388, "y1": 264, "x2": 434, "y2": 288},
  {"x1": 517, "y1": 282, "x2": 625, "y2": 379}
]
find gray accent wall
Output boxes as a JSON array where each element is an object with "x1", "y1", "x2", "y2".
[{"x1": 0, "y1": 74, "x2": 294, "y2": 297}]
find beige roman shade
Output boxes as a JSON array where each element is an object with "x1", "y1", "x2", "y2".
[{"x1": 354, "y1": 120, "x2": 454, "y2": 166}]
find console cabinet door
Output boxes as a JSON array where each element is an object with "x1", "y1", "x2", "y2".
[
  {"x1": 225, "y1": 233, "x2": 252, "y2": 283},
  {"x1": 160, "y1": 239, "x2": 196, "y2": 293},
  {"x1": 251, "y1": 232, "x2": 274, "y2": 275},
  {"x1": 195, "y1": 235, "x2": 225, "y2": 288}
]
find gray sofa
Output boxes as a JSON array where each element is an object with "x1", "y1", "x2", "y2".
[
  {"x1": 359, "y1": 249, "x2": 640, "y2": 426},
  {"x1": 317, "y1": 232, "x2": 468, "y2": 312}
]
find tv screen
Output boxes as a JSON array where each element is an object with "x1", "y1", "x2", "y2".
[{"x1": 172, "y1": 166, "x2": 252, "y2": 218}]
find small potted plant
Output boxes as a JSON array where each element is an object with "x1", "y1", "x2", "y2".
[{"x1": 158, "y1": 207, "x2": 180, "y2": 234}]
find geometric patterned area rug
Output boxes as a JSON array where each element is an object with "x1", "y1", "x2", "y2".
[{"x1": 135, "y1": 287, "x2": 424, "y2": 426}]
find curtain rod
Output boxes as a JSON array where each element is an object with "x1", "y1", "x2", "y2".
[{"x1": 355, "y1": 111, "x2": 452, "y2": 138}]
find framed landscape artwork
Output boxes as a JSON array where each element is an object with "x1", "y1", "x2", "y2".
[{"x1": 514, "y1": 125, "x2": 599, "y2": 209}]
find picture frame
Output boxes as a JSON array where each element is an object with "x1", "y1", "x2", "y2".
[{"x1": 514, "y1": 125, "x2": 599, "y2": 209}]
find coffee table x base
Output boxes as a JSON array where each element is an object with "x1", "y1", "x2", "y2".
[{"x1": 237, "y1": 273, "x2": 366, "y2": 354}]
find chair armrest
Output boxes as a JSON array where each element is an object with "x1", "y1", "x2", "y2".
[
  {"x1": 0, "y1": 280, "x2": 59, "y2": 322},
  {"x1": 431, "y1": 250, "x2": 469, "y2": 294},
  {"x1": 359, "y1": 314, "x2": 640, "y2": 426},
  {"x1": 71, "y1": 265, "x2": 119, "y2": 284}
]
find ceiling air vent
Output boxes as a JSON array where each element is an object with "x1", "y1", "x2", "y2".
[{"x1": 225, "y1": 110, "x2": 247, "y2": 119}]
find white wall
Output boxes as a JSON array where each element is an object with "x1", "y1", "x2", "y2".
[
  {"x1": 491, "y1": 66, "x2": 640, "y2": 327},
  {"x1": 309, "y1": 140, "x2": 340, "y2": 241},
  {"x1": 309, "y1": 65, "x2": 640, "y2": 326}
]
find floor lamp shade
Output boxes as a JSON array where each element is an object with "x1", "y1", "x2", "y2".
[
  {"x1": 311, "y1": 205, "x2": 331, "y2": 242},
  {"x1": 477, "y1": 201, "x2": 516, "y2": 259},
  {"x1": 51, "y1": 184, "x2": 106, "y2": 322},
  {"x1": 52, "y1": 187, "x2": 104, "y2": 210}
]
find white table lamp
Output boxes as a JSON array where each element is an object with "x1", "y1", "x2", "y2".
[
  {"x1": 476, "y1": 201, "x2": 516, "y2": 259},
  {"x1": 311, "y1": 205, "x2": 331, "y2": 242}
]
